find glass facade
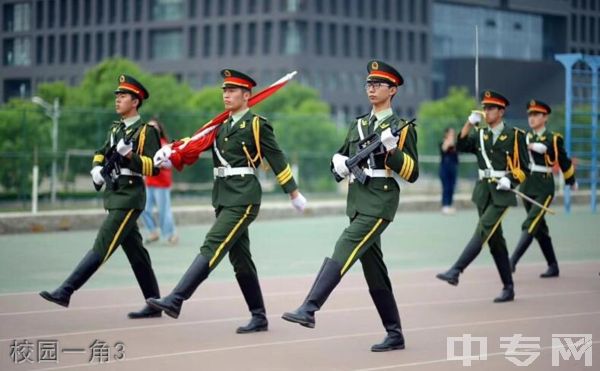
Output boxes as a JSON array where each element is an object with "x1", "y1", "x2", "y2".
[
  {"x1": 150, "y1": 30, "x2": 183, "y2": 60},
  {"x1": 433, "y1": 3, "x2": 543, "y2": 61},
  {"x1": 151, "y1": 0, "x2": 184, "y2": 21}
]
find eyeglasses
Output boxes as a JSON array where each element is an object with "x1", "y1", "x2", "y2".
[{"x1": 364, "y1": 82, "x2": 391, "y2": 90}]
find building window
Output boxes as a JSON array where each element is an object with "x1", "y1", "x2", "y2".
[
  {"x1": 356, "y1": 26, "x2": 364, "y2": 58},
  {"x1": 249, "y1": 0, "x2": 257, "y2": 13},
  {"x1": 36, "y1": 36, "x2": 43, "y2": 64},
  {"x1": 395, "y1": 30, "x2": 403, "y2": 61},
  {"x1": 408, "y1": 0, "x2": 415, "y2": 23},
  {"x1": 189, "y1": 26, "x2": 197, "y2": 57},
  {"x1": 371, "y1": 0, "x2": 378, "y2": 19},
  {"x1": 281, "y1": 20, "x2": 304, "y2": 55},
  {"x1": 383, "y1": 0, "x2": 391, "y2": 21},
  {"x1": 203, "y1": 0, "x2": 211, "y2": 16},
  {"x1": 383, "y1": 29, "x2": 390, "y2": 59},
  {"x1": 330, "y1": 0, "x2": 337, "y2": 15},
  {"x1": 232, "y1": 23, "x2": 241, "y2": 56},
  {"x1": 571, "y1": 14, "x2": 577, "y2": 41},
  {"x1": 48, "y1": 0, "x2": 56, "y2": 28},
  {"x1": 108, "y1": 31, "x2": 116, "y2": 56},
  {"x1": 189, "y1": 0, "x2": 196, "y2": 17},
  {"x1": 121, "y1": 0, "x2": 129, "y2": 22},
  {"x1": 408, "y1": 31, "x2": 415, "y2": 62},
  {"x1": 420, "y1": 32, "x2": 427, "y2": 63},
  {"x1": 95, "y1": 32, "x2": 104, "y2": 61},
  {"x1": 217, "y1": 24, "x2": 227, "y2": 56},
  {"x1": 263, "y1": 0, "x2": 271, "y2": 13},
  {"x1": 233, "y1": 0, "x2": 241, "y2": 15},
  {"x1": 263, "y1": 21, "x2": 272, "y2": 54},
  {"x1": 329, "y1": 23, "x2": 337, "y2": 56},
  {"x1": 343, "y1": 24, "x2": 351, "y2": 57},
  {"x1": 84, "y1": 0, "x2": 91, "y2": 25},
  {"x1": 581, "y1": 15, "x2": 587, "y2": 42},
  {"x1": 121, "y1": 30, "x2": 129, "y2": 56},
  {"x1": 109, "y1": 0, "x2": 117, "y2": 23},
  {"x1": 247, "y1": 22, "x2": 257, "y2": 55},
  {"x1": 60, "y1": 0, "x2": 68, "y2": 27},
  {"x1": 48, "y1": 35, "x2": 56, "y2": 63},
  {"x1": 3, "y1": 2, "x2": 31, "y2": 32},
  {"x1": 202, "y1": 25, "x2": 212, "y2": 57},
  {"x1": 60, "y1": 34, "x2": 67, "y2": 62},
  {"x1": 218, "y1": 0, "x2": 226, "y2": 15},
  {"x1": 96, "y1": 0, "x2": 104, "y2": 24},
  {"x1": 315, "y1": 22, "x2": 323, "y2": 55},
  {"x1": 134, "y1": 30, "x2": 142, "y2": 59},
  {"x1": 369, "y1": 27, "x2": 377, "y2": 57},
  {"x1": 396, "y1": 0, "x2": 404, "y2": 22},
  {"x1": 135, "y1": 0, "x2": 143, "y2": 21},
  {"x1": 3, "y1": 37, "x2": 31, "y2": 66},
  {"x1": 151, "y1": 0, "x2": 184, "y2": 21},
  {"x1": 71, "y1": 34, "x2": 79, "y2": 63},
  {"x1": 83, "y1": 33, "x2": 91, "y2": 62},
  {"x1": 150, "y1": 29, "x2": 183, "y2": 59},
  {"x1": 71, "y1": 0, "x2": 79, "y2": 26},
  {"x1": 592, "y1": 17, "x2": 596, "y2": 43},
  {"x1": 36, "y1": 1, "x2": 44, "y2": 29}
]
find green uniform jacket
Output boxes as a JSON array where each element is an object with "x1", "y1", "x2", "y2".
[
  {"x1": 520, "y1": 130, "x2": 576, "y2": 197},
  {"x1": 92, "y1": 118, "x2": 161, "y2": 210},
  {"x1": 457, "y1": 124, "x2": 529, "y2": 207},
  {"x1": 335, "y1": 114, "x2": 419, "y2": 221},
  {"x1": 211, "y1": 110, "x2": 297, "y2": 208}
]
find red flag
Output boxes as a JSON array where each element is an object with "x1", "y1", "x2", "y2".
[{"x1": 170, "y1": 71, "x2": 298, "y2": 170}]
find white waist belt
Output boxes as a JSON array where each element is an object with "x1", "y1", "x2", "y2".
[
  {"x1": 530, "y1": 164, "x2": 551, "y2": 173},
  {"x1": 349, "y1": 169, "x2": 393, "y2": 182},
  {"x1": 213, "y1": 167, "x2": 256, "y2": 178},
  {"x1": 119, "y1": 168, "x2": 142, "y2": 177},
  {"x1": 478, "y1": 169, "x2": 507, "y2": 179}
]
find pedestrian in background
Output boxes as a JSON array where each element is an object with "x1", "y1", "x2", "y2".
[
  {"x1": 440, "y1": 127, "x2": 459, "y2": 214},
  {"x1": 142, "y1": 118, "x2": 178, "y2": 246}
]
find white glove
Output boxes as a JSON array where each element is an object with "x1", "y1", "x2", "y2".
[
  {"x1": 468, "y1": 112, "x2": 482, "y2": 125},
  {"x1": 568, "y1": 181, "x2": 578, "y2": 191},
  {"x1": 291, "y1": 192, "x2": 307, "y2": 212},
  {"x1": 153, "y1": 145, "x2": 172, "y2": 167},
  {"x1": 332, "y1": 153, "x2": 350, "y2": 178},
  {"x1": 529, "y1": 142, "x2": 548, "y2": 154},
  {"x1": 381, "y1": 128, "x2": 399, "y2": 152},
  {"x1": 90, "y1": 166, "x2": 104, "y2": 185},
  {"x1": 116, "y1": 138, "x2": 133, "y2": 156},
  {"x1": 496, "y1": 176, "x2": 511, "y2": 191}
]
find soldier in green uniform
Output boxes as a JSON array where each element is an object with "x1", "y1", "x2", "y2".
[
  {"x1": 282, "y1": 60, "x2": 418, "y2": 352},
  {"x1": 510, "y1": 100, "x2": 576, "y2": 278},
  {"x1": 40, "y1": 75, "x2": 163, "y2": 319},
  {"x1": 147, "y1": 69, "x2": 307, "y2": 334},
  {"x1": 436, "y1": 90, "x2": 529, "y2": 303}
]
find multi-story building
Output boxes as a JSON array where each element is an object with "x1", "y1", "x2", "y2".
[{"x1": 1, "y1": 0, "x2": 432, "y2": 120}]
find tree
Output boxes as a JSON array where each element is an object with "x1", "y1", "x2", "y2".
[{"x1": 416, "y1": 86, "x2": 477, "y2": 155}]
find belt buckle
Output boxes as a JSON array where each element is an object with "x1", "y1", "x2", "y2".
[
  {"x1": 484, "y1": 169, "x2": 491, "y2": 178},
  {"x1": 217, "y1": 167, "x2": 226, "y2": 177}
]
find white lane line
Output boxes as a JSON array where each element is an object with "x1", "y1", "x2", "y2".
[
  {"x1": 1, "y1": 259, "x2": 597, "y2": 297},
  {"x1": 1, "y1": 289, "x2": 597, "y2": 342},
  {"x1": 34, "y1": 311, "x2": 600, "y2": 370},
  {"x1": 0, "y1": 278, "x2": 509, "y2": 316},
  {"x1": 354, "y1": 341, "x2": 600, "y2": 370}
]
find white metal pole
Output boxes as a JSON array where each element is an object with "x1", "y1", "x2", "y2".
[
  {"x1": 475, "y1": 25, "x2": 479, "y2": 99},
  {"x1": 50, "y1": 98, "x2": 59, "y2": 204}
]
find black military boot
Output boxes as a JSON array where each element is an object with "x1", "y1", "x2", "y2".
[
  {"x1": 235, "y1": 272, "x2": 268, "y2": 334},
  {"x1": 537, "y1": 234, "x2": 559, "y2": 278},
  {"x1": 146, "y1": 254, "x2": 210, "y2": 319},
  {"x1": 436, "y1": 234, "x2": 483, "y2": 286},
  {"x1": 494, "y1": 284, "x2": 515, "y2": 303},
  {"x1": 369, "y1": 289, "x2": 405, "y2": 352},
  {"x1": 281, "y1": 258, "x2": 342, "y2": 328},
  {"x1": 39, "y1": 250, "x2": 102, "y2": 307},
  {"x1": 128, "y1": 261, "x2": 162, "y2": 319},
  {"x1": 509, "y1": 231, "x2": 534, "y2": 273}
]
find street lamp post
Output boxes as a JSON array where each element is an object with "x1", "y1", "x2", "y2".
[{"x1": 32, "y1": 96, "x2": 61, "y2": 204}]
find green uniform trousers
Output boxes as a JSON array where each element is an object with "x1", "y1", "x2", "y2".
[
  {"x1": 331, "y1": 213, "x2": 392, "y2": 291},
  {"x1": 92, "y1": 208, "x2": 159, "y2": 299},
  {"x1": 200, "y1": 205, "x2": 260, "y2": 275},
  {"x1": 475, "y1": 200, "x2": 509, "y2": 248},
  {"x1": 521, "y1": 194, "x2": 553, "y2": 237}
]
